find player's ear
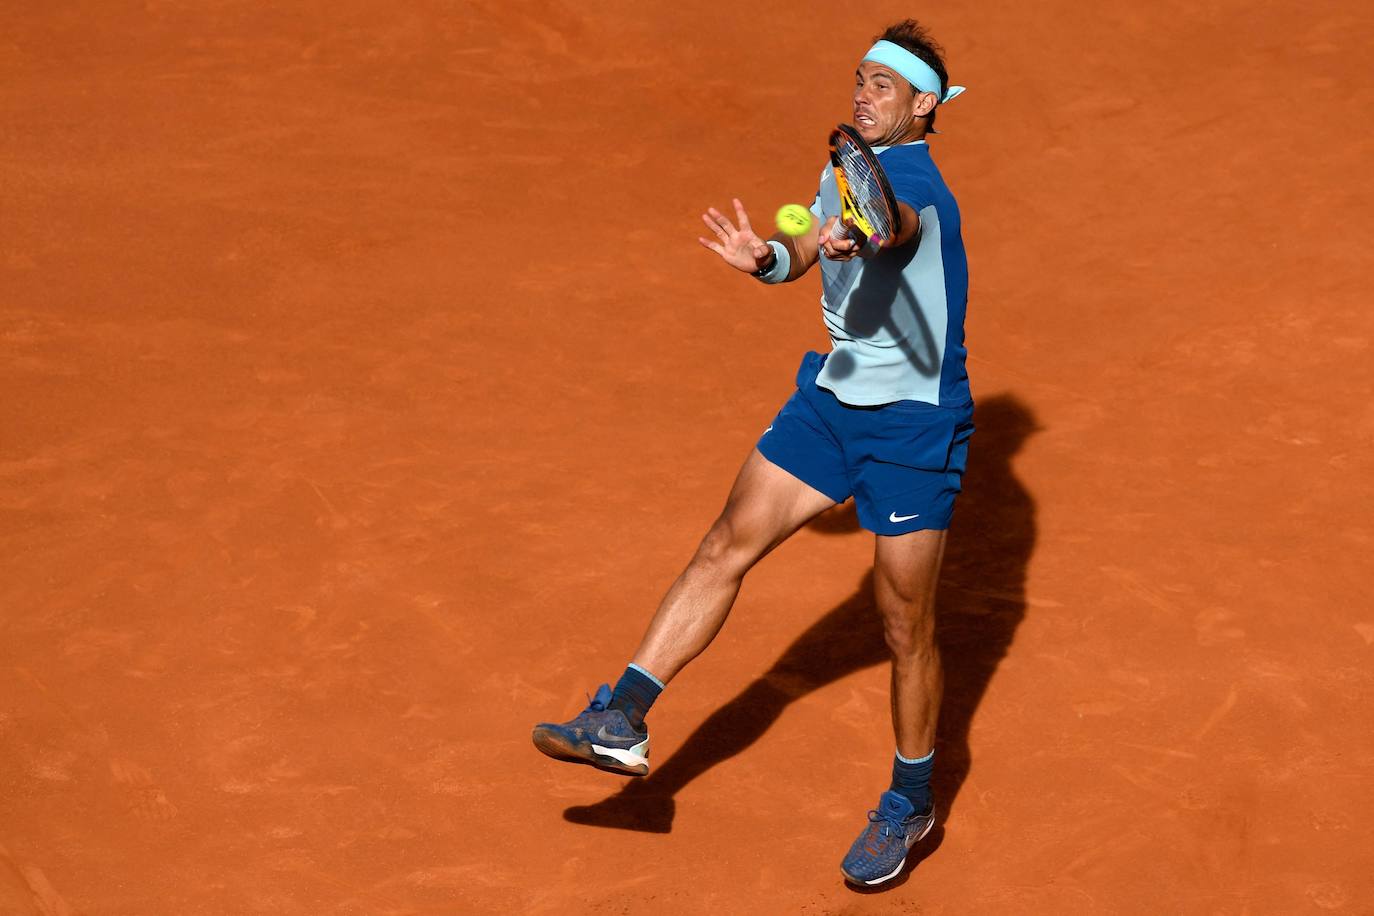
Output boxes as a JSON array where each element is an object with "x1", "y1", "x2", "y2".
[{"x1": 911, "y1": 90, "x2": 938, "y2": 120}]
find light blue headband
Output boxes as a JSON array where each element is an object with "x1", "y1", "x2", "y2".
[{"x1": 862, "y1": 40, "x2": 966, "y2": 103}]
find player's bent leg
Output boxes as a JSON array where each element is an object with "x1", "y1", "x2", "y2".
[
  {"x1": 533, "y1": 449, "x2": 835, "y2": 778},
  {"x1": 631, "y1": 448, "x2": 837, "y2": 683}
]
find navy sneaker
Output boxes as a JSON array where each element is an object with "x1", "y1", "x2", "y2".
[
  {"x1": 840, "y1": 790, "x2": 935, "y2": 886},
  {"x1": 532, "y1": 684, "x2": 650, "y2": 777}
]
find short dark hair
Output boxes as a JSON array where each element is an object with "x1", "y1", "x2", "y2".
[{"x1": 876, "y1": 20, "x2": 949, "y2": 131}]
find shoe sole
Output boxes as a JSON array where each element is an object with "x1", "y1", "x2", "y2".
[
  {"x1": 840, "y1": 817, "x2": 935, "y2": 886},
  {"x1": 531, "y1": 726, "x2": 648, "y2": 777}
]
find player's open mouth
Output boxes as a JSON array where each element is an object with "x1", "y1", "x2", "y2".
[{"x1": 855, "y1": 113, "x2": 875, "y2": 127}]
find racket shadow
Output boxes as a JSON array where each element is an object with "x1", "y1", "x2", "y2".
[
  {"x1": 563, "y1": 395, "x2": 1040, "y2": 845},
  {"x1": 817, "y1": 250, "x2": 943, "y2": 384}
]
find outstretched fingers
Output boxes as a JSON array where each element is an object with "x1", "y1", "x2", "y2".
[
  {"x1": 705, "y1": 206, "x2": 739, "y2": 238},
  {"x1": 732, "y1": 198, "x2": 754, "y2": 236},
  {"x1": 734, "y1": 199, "x2": 772, "y2": 262},
  {"x1": 697, "y1": 235, "x2": 724, "y2": 254},
  {"x1": 701, "y1": 210, "x2": 729, "y2": 241},
  {"x1": 699, "y1": 200, "x2": 770, "y2": 271}
]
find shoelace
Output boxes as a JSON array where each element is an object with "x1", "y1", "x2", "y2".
[
  {"x1": 867, "y1": 808, "x2": 904, "y2": 839},
  {"x1": 583, "y1": 687, "x2": 611, "y2": 713}
]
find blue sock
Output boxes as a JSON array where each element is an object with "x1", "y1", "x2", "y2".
[
  {"x1": 890, "y1": 748, "x2": 935, "y2": 813},
  {"x1": 608, "y1": 663, "x2": 663, "y2": 732}
]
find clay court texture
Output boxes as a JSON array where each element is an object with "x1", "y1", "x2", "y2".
[{"x1": 3, "y1": 1, "x2": 1372, "y2": 913}]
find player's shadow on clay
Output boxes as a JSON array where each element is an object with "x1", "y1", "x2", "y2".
[{"x1": 564, "y1": 394, "x2": 1040, "y2": 869}]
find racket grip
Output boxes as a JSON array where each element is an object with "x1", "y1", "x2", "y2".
[{"x1": 829, "y1": 217, "x2": 870, "y2": 252}]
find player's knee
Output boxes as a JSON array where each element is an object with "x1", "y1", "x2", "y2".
[
  {"x1": 875, "y1": 558, "x2": 928, "y2": 606},
  {"x1": 694, "y1": 514, "x2": 757, "y2": 576},
  {"x1": 881, "y1": 611, "x2": 935, "y2": 661}
]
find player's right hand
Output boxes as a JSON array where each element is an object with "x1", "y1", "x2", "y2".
[
  {"x1": 698, "y1": 198, "x2": 773, "y2": 273},
  {"x1": 817, "y1": 215, "x2": 863, "y2": 261}
]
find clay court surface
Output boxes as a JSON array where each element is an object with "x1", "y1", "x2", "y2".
[{"x1": 3, "y1": 1, "x2": 1373, "y2": 913}]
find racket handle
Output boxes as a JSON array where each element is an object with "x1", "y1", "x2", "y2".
[{"x1": 829, "y1": 217, "x2": 871, "y2": 252}]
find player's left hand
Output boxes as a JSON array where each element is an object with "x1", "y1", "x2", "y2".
[{"x1": 698, "y1": 198, "x2": 773, "y2": 274}]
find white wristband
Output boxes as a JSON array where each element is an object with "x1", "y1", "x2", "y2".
[{"x1": 755, "y1": 240, "x2": 790, "y2": 284}]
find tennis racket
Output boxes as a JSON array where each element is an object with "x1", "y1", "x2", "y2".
[{"x1": 827, "y1": 124, "x2": 901, "y2": 259}]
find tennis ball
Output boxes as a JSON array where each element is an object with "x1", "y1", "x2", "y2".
[{"x1": 775, "y1": 204, "x2": 814, "y2": 237}]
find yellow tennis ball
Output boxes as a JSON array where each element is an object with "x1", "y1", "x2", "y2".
[{"x1": 776, "y1": 204, "x2": 814, "y2": 237}]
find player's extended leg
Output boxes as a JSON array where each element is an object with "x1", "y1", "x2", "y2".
[
  {"x1": 630, "y1": 448, "x2": 837, "y2": 682},
  {"x1": 532, "y1": 448, "x2": 836, "y2": 775},
  {"x1": 841, "y1": 528, "x2": 947, "y2": 886}
]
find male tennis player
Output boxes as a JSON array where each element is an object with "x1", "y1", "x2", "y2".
[{"x1": 534, "y1": 20, "x2": 970, "y2": 887}]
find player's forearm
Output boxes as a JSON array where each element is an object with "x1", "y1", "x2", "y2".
[{"x1": 774, "y1": 232, "x2": 819, "y2": 281}]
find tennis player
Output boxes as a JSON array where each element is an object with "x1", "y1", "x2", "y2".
[{"x1": 534, "y1": 20, "x2": 971, "y2": 887}]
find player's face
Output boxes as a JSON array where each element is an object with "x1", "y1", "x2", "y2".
[{"x1": 853, "y1": 61, "x2": 932, "y2": 145}]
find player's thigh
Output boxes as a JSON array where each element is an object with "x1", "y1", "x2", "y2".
[
  {"x1": 873, "y1": 528, "x2": 948, "y2": 615},
  {"x1": 712, "y1": 448, "x2": 837, "y2": 558}
]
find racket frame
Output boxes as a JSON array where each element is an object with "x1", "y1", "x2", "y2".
[{"x1": 827, "y1": 124, "x2": 902, "y2": 259}]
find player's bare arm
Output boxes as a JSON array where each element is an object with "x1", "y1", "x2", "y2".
[
  {"x1": 773, "y1": 223, "x2": 820, "y2": 280},
  {"x1": 699, "y1": 198, "x2": 828, "y2": 282}
]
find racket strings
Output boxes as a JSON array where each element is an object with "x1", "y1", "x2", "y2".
[{"x1": 834, "y1": 139, "x2": 894, "y2": 240}]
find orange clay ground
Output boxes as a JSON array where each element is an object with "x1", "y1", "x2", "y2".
[{"x1": 3, "y1": 2, "x2": 1373, "y2": 913}]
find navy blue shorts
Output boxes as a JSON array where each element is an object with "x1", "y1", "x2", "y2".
[{"x1": 757, "y1": 352, "x2": 974, "y2": 535}]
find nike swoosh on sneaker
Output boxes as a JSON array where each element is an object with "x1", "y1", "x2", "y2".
[
  {"x1": 595, "y1": 724, "x2": 636, "y2": 744},
  {"x1": 889, "y1": 511, "x2": 920, "y2": 523}
]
